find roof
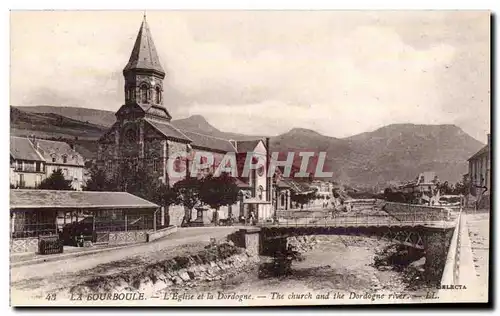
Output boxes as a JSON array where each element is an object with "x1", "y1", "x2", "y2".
[
  {"x1": 123, "y1": 18, "x2": 165, "y2": 75},
  {"x1": 276, "y1": 179, "x2": 291, "y2": 188},
  {"x1": 278, "y1": 178, "x2": 314, "y2": 193},
  {"x1": 10, "y1": 189, "x2": 159, "y2": 210},
  {"x1": 35, "y1": 139, "x2": 84, "y2": 166},
  {"x1": 235, "y1": 178, "x2": 252, "y2": 188},
  {"x1": 183, "y1": 130, "x2": 237, "y2": 153},
  {"x1": 468, "y1": 144, "x2": 489, "y2": 161},
  {"x1": 236, "y1": 140, "x2": 262, "y2": 153},
  {"x1": 145, "y1": 118, "x2": 192, "y2": 142},
  {"x1": 10, "y1": 136, "x2": 44, "y2": 161}
]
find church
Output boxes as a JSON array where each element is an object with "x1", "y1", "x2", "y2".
[{"x1": 97, "y1": 17, "x2": 273, "y2": 225}]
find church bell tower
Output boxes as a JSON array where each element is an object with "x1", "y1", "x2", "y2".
[{"x1": 120, "y1": 15, "x2": 172, "y2": 122}]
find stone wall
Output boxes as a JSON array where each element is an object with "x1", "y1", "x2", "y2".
[
  {"x1": 423, "y1": 227, "x2": 454, "y2": 281},
  {"x1": 147, "y1": 226, "x2": 177, "y2": 242},
  {"x1": 108, "y1": 230, "x2": 148, "y2": 245},
  {"x1": 383, "y1": 202, "x2": 451, "y2": 221}
]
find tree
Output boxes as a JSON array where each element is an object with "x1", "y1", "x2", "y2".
[
  {"x1": 38, "y1": 169, "x2": 73, "y2": 190},
  {"x1": 199, "y1": 173, "x2": 240, "y2": 225},
  {"x1": 173, "y1": 176, "x2": 203, "y2": 226},
  {"x1": 291, "y1": 190, "x2": 316, "y2": 209},
  {"x1": 83, "y1": 165, "x2": 116, "y2": 191},
  {"x1": 151, "y1": 182, "x2": 178, "y2": 227}
]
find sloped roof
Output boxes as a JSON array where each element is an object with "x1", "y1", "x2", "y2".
[
  {"x1": 145, "y1": 118, "x2": 192, "y2": 142},
  {"x1": 277, "y1": 178, "x2": 314, "y2": 194},
  {"x1": 10, "y1": 189, "x2": 159, "y2": 210},
  {"x1": 10, "y1": 136, "x2": 44, "y2": 161},
  {"x1": 468, "y1": 144, "x2": 489, "y2": 161},
  {"x1": 183, "y1": 130, "x2": 237, "y2": 153},
  {"x1": 123, "y1": 18, "x2": 165, "y2": 75},
  {"x1": 36, "y1": 139, "x2": 84, "y2": 166},
  {"x1": 236, "y1": 140, "x2": 262, "y2": 153}
]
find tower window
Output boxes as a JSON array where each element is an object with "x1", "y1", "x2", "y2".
[
  {"x1": 62, "y1": 155, "x2": 68, "y2": 163},
  {"x1": 155, "y1": 86, "x2": 161, "y2": 103},
  {"x1": 140, "y1": 84, "x2": 149, "y2": 103},
  {"x1": 153, "y1": 158, "x2": 158, "y2": 172}
]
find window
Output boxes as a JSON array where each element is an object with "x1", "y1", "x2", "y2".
[
  {"x1": 155, "y1": 86, "x2": 161, "y2": 103},
  {"x1": 153, "y1": 158, "x2": 158, "y2": 172},
  {"x1": 35, "y1": 162, "x2": 41, "y2": 172},
  {"x1": 52, "y1": 157, "x2": 56, "y2": 163},
  {"x1": 62, "y1": 155, "x2": 67, "y2": 163},
  {"x1": 124, "y1": 127, "x2": 137, "y2": 143},
  {"x1": 140, "y1": 84, "x2": 149, "y2": 103}
]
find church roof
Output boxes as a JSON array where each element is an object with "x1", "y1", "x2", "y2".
[
  {"x1": 183, "y1": 131, "x2": 237, "y2": 153},
  {"x1": 123, "y1": 17, "x2": 165, "y2": 76},
  {"x1": 145, "y1": 118, "x2": 192, "y2": 143},
  {"x1": 235, "y1": 139, "x2": 262, "y2": 153}
]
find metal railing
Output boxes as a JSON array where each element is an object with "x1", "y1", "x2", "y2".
[{"x1": 262, "y1": 206, "x2": 458, "y2": 229}]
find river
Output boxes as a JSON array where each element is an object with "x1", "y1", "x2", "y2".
[{"x1": 166, "y1": 235, "x2": 435, "y2": 305}]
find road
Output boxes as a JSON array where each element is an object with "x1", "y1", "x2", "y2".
[
  {"x1": 465, "y1": 211, "x2": 490, "y2": 293},
  {"x1": 11, "y1": 226, "x2": 242, "y2": 299}
]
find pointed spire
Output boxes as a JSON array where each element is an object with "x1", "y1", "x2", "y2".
[{"x1": 123, "y1": 16, "x2": 165, "y2": 76}]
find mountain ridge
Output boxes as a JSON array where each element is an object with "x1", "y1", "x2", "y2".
[{"x1": 11, "y1": 105, "x2": 484, "y2": 187}]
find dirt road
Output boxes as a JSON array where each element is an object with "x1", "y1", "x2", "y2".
[{"x1": 11, "y1": 226, "x2": 242, "y2": 300}]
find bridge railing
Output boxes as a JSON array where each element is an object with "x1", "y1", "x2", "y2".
[{"x1": 265, "y1": 207, "x2": 457, "y2": 228}]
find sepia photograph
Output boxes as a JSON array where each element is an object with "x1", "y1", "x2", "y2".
[{"x1": 8, "y1": 10, "x2": 491, "y2": 306}]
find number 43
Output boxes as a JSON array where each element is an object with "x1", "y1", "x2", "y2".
[{"x1": 46, "y1": 293, "x2": 56, "y2": 301}]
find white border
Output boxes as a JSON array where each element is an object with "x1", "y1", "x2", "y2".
[{"x1": 2, "y1": 1, "x2": 498, "y2": 315}]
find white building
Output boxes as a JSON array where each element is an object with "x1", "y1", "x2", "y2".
[{"x1": 10, "y1": 136, "x2": 85, "y2": 190}]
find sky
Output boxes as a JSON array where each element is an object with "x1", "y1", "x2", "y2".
[{"x1": 10, "y1": 11, "x2": 490, "y2": 141}]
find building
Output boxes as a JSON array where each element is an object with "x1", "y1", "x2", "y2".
[
  {"x1": 10, "y1": 189, "x2": 159, "y2": 253},
  {"x1": 97, "y1": 17, "x2": 271, "y2": 224},
  {"x1": 467, "y1": 134, "x2": 491, "y2": 207},
  {"x1": 10, "y1": 136, "x2": 85, "y2": 190}
]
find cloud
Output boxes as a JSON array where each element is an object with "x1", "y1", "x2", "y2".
[{"x1": 10, "y1": 11, "x2": 489, "y2": 140}]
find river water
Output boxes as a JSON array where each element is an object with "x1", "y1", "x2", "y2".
[{"x1": 167, "y1": 235, "x2": 435, "y2": 305}]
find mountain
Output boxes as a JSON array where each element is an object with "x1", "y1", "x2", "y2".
[
  {"x1": 15, "y1": 105, "x2": 261, "y2": 140},
  {"x1": 16, "y1": 105, "x2": 116, "y2": 127},
  {"x1": 269, "y1": 123, "x2": 483, "y2": 188},
  {"x1": 10, "y1": 106, "x2": 484, "y2": 187}
]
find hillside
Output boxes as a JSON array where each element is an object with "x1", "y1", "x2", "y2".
[
  {"x1": 10, "y1": 106, "x2": 484, "y2": 187},
  {"x1": 17, "y1": 105, "x2": 116, "y2": 127}
]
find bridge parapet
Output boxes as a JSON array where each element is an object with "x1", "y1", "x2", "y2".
[{"x1": 439, "y1": 209, "x2": 483, "y2": 302}]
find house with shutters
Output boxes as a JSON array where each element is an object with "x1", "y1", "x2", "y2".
[
  {"x1": 97, "y1": 16, "x2": 272, "y2": 225},
  {"x1": 10, "y1": 136, "x2": 85, "y2": 190}
]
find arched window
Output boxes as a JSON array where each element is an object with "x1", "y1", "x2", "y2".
[
  {"x1": 140, "y1": 84, "x2": 149, "y2": 103},
  {"x1": 155, "y1": 86, "x2": 161, "y2": 103}
]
